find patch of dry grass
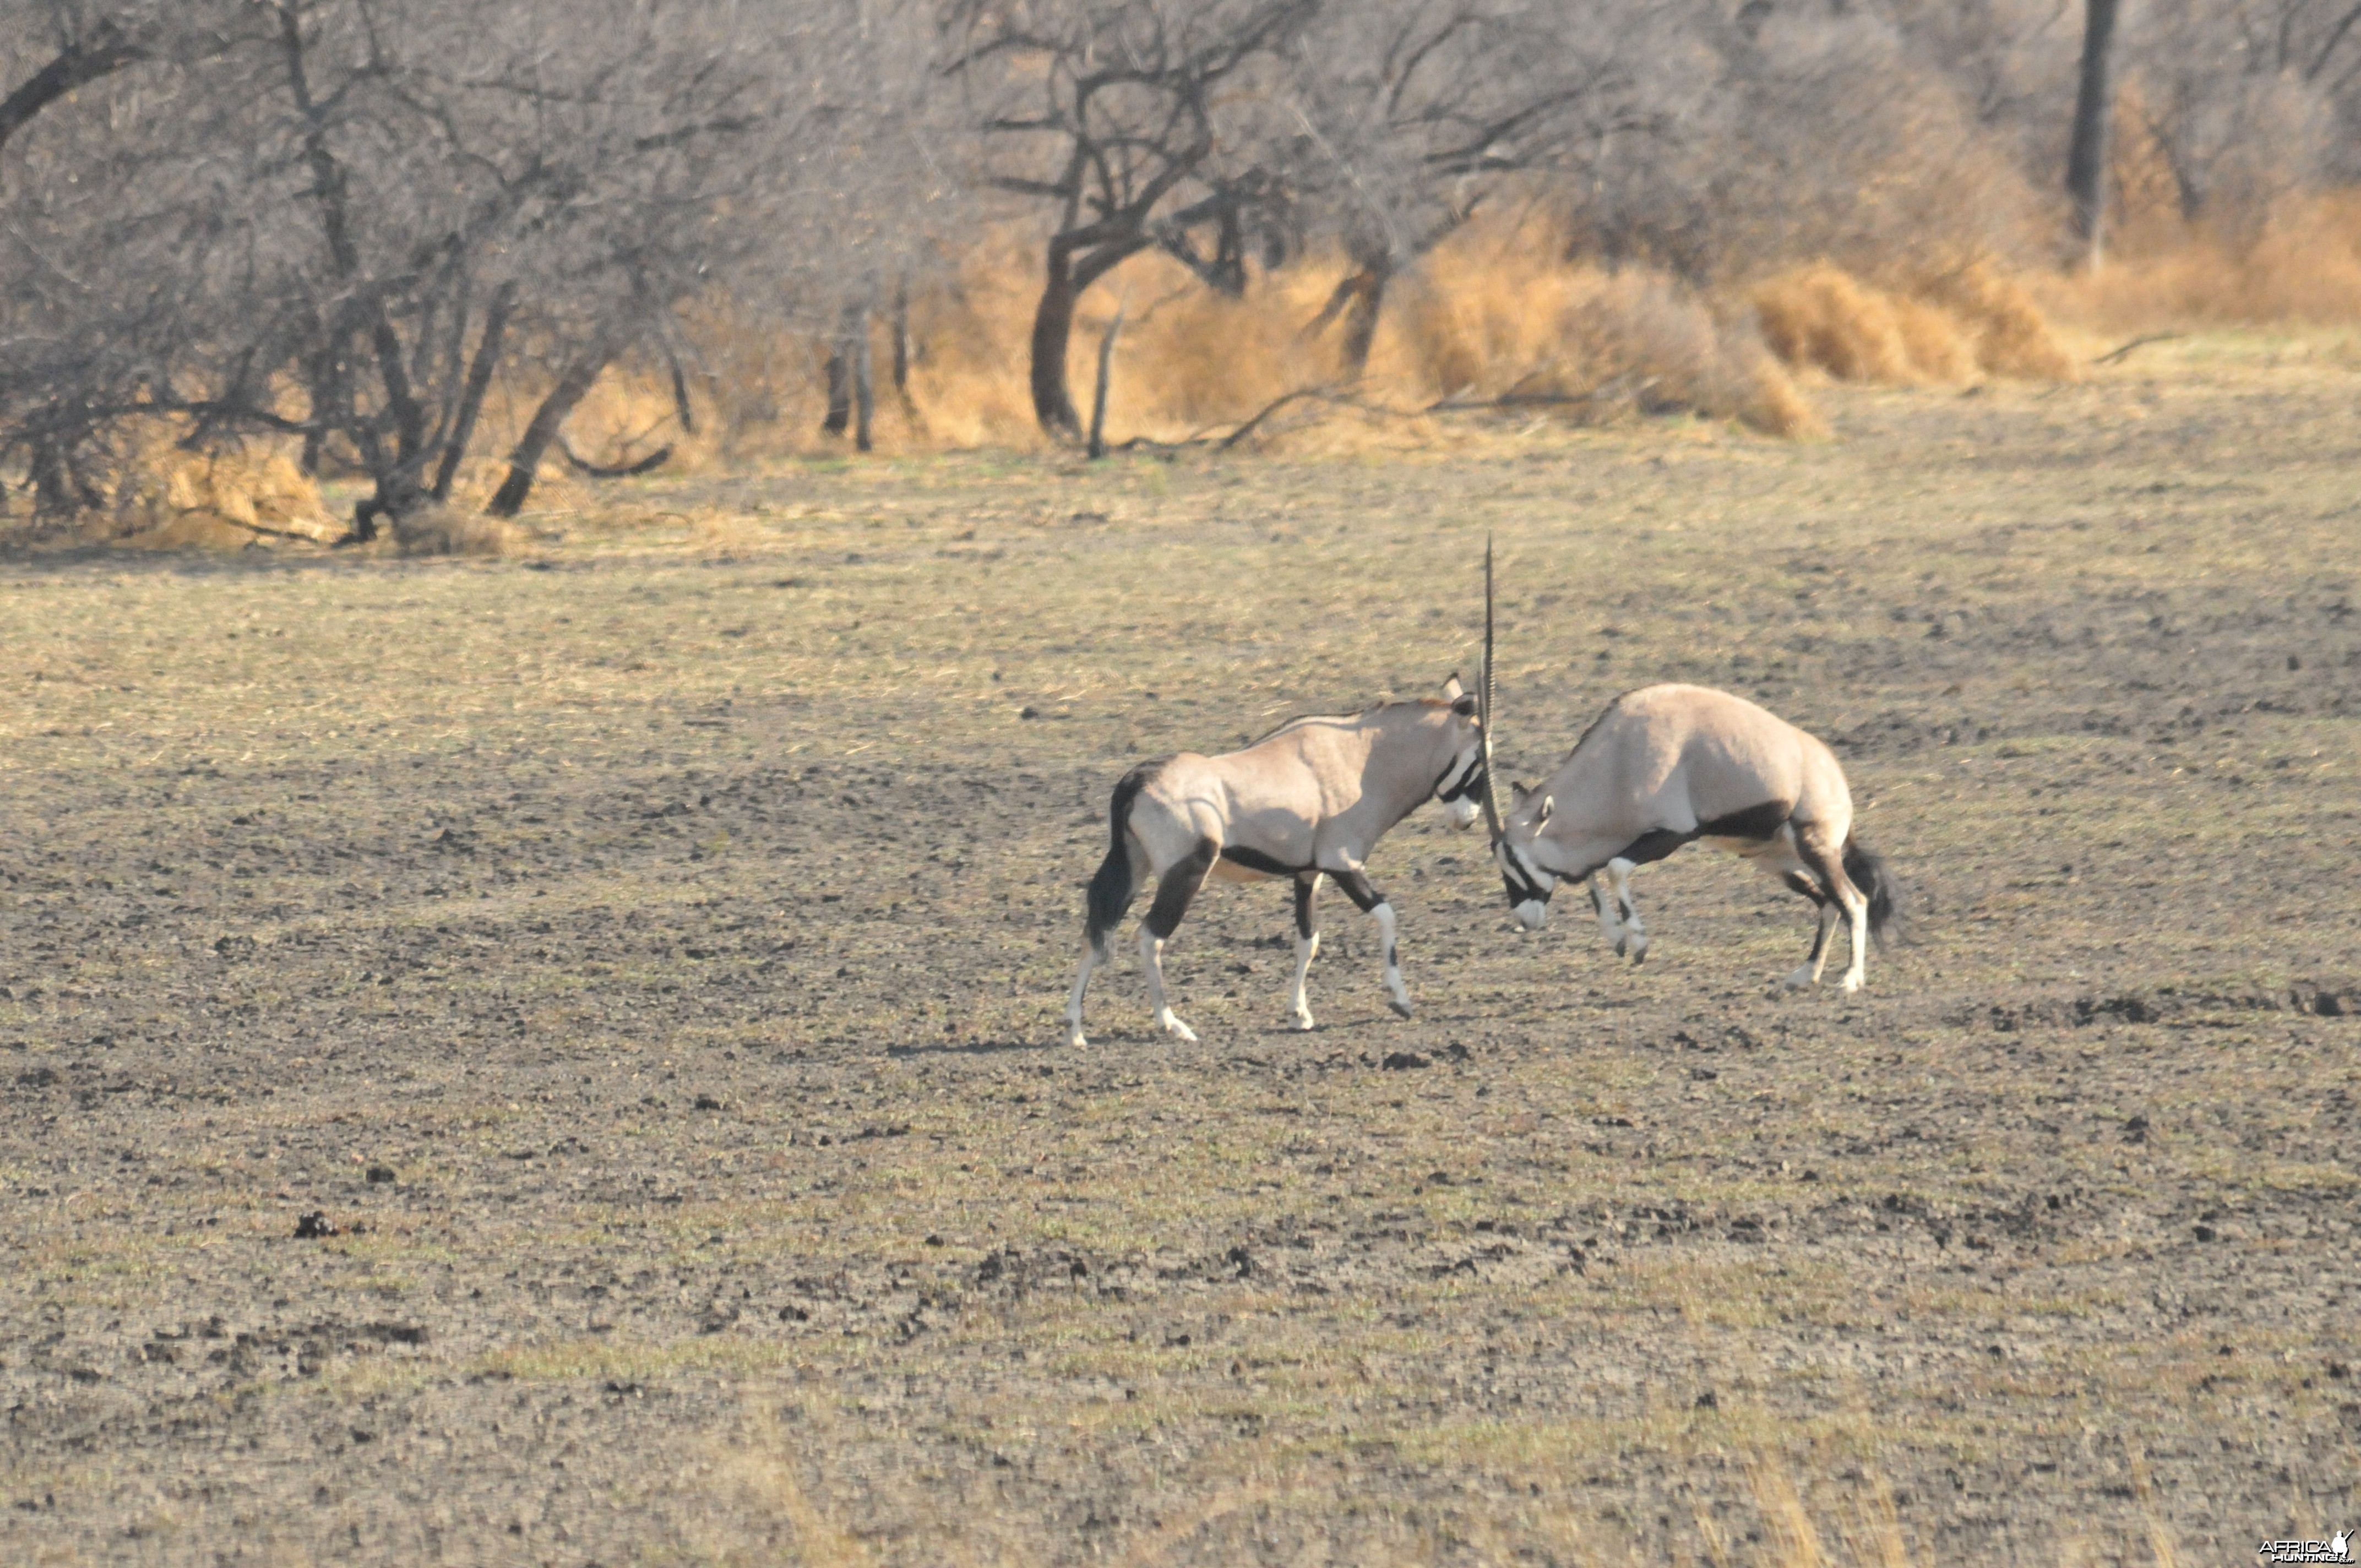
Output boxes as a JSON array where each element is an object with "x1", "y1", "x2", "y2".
[
  {"x1": 2041, "y1": 193, "x2": 2361, "y2": 333},
  {"x1": 389, "y1": 503, "x2": 533, "y2": 558},
  {"x1": 1753, "y1": 263, "x2": 2075, "y2": 386}
]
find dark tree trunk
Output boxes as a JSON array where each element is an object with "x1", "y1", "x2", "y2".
[
  {"x1": 487, "y1": 341, "x2": 617, "y2": 518},
  {"x1": 667, "y1": 352, "x2": 697, "y2": 434},
  {"x1": 29, "y1": 437, "x2": 77, "y2": 517},
  {"x1": 890, "y1": 277, "x2": 913, "y2": 394},
  {"x1": 432, "y1": 282, "x2": 514, "y2": 503},
  {"x1": 889, "y1": 276, "x2": 926, "y2": 435},
  {"x1": 1030, "y1": 238, "x2": 1147, "y2": 439},
  {"x1": 1030, "y1": 241, "x2": 1084, "y2": 438},
  {"x1": 1305, "y1": 265, "x2": 1391, "y2": 374},
  {"x1": 821, "y1": 355, "x2": 850, "y2": 435},
  {"x1": 850, "y1": 306, "x2": 874, "y2": 453},
  {"x1": 2066, "y1": 0, "x2": 2123, "y2": 268},
  {"x1": 1340, "y1": 266, "x2": 1389, "y2": 373},
  {"x1": 820, "y1": 302, "x2": 871, "y2": 442},
  {"x1": 1087, "y1": 299, "x2": 1126, "y2": 460}
]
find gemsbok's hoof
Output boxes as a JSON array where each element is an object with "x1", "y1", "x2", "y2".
[
  {"x1": 1627, "y1": 936, "x2": 1649, "y2": 964},
  {"x1": 1066, "y1": 1027, "x2": 1089, "y2": 1048},
  {"x1": 1840, "y1": 973, "x2": 1864, "y2": 994},
  {"x1": 1156, "y1": 1010, "x2": 1199, "y2": 1043},
  {"x1": 1782, "y1": 965, "x2": 1817, "y2": 990},
  {"x1": 1388, "y1": 998, "x2": 1413, "y2": 1020},
  {"x1": 1294, "y1": 1011, "x2": 1316, "y2": 1032}
]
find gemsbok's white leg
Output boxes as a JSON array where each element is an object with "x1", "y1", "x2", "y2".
[
  {"x1": 1836, "y1": 885, "x2": 1869, "y2": 993},
  {"x1": 1330, "y1": 867, "x2": 1412, "y2": 1020},
  {"x1": 1289, "y1": 932, "x2": 1320, "y2": 1030},
  {"x1": 1606, "y1": 857, "x2": 1649, "y2": 962},
  {"x1": 1372, "y1": 901, "x2": 1413, "y2": 1018},
  {"x1": 1789, "y1": 898, "x2": 1840, "y2": 990},
  {"x1": 1065, "y1": 940, "x2": 1103, "y2": 1046},
  {"x1": 1134, "y1": 841, "x2": 1215, "y2": 1044},
  {"x1": 1793, "y1": 825, "x2": 1869, "y2": 993},
  {"x1": 1139, "y1": 925, "x2": 1199, "y2": 1042},
  {"x1": 1590, "y1": 873, "x2": 1629, "y2": 954},
  {"x1": 1289, "y1": 873, "x2": 1323, "y2": 1030}
]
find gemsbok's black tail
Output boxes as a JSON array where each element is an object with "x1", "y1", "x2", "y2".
[
  {"x1": 1842, "y1": 835, "x2": 1900, "y2": 948},
  {"x1": 1085, "y1": 764, "x2": 1156, "y2": 949}
]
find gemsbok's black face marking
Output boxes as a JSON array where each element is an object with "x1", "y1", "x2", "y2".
[
  {"x1": 1433, "y1": 749, "x2": 1486, "y2": 806},
  {"x1": 1495, "y1": 837, "x2": 1557, "y2": 926}
]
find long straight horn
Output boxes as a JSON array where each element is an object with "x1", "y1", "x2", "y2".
[{"x1": 1477, "y1": 536, "x2": 1506, "y2": 843}]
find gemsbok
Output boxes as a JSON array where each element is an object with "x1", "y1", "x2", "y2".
[
  {"x1": 1065, "y1": 678, "x2": 1488, "y2": 1047},
  {"x1": 1474, "y1": 548, "x2": 1897, "y2": 990}
]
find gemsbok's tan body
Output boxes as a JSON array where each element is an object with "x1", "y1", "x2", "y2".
[
  {"x1": 1492, "y1": 685, "x2": 1894, "y2": 989},
  {"x1": 1475, "y1": 547, "x2": 1895, "y2": 990},
  {"x1": 1066, "y1": 679, "x2": 1488, "y2": 1047}
]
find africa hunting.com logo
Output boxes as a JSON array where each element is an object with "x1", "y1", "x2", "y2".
[{"x1": 2260, "y1": 1531, "x2": 2352, "y2": 1564}]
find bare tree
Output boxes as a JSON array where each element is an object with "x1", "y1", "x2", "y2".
[
  {"x1": 0, "y1": 0, "x2": 852, "y2": 532},
  {"x1": 945, "y1": 0, "x2": 1317, "y2": 437},
  {"x1": 2120, "y1": 0, "x2": 2358, "y2": 229},
  {"x1": 1286, "y1": 1, "x2": 1681, "y2": 371}
]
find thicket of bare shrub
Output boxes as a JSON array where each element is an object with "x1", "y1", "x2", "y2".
[{"x1": 9, "y1": 0, "x2": 2361, "y2": 543}]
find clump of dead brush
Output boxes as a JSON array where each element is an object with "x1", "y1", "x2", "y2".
[{"x1": 391, "y1": 504, "x2": 533, "y2": 558}]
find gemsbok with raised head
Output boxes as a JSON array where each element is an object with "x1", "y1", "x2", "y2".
[
  {"x1": 1065, "y1": 678, "x2": 1489, "y2": 1047},
  {"x1": 1473, "y1": 546, "x2": 1897, "y2": 990}
]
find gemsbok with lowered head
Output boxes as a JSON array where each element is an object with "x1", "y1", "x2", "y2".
[
  {"x1": 1066, "y1": 678, "x2": 1489, "y2": 1047},
  {"x1": 1474, "y1": 546, "x2": 1897, "y2": 990}
]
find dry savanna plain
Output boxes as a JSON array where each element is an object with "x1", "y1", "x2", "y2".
[{"x1": 3, "y1": 337, "x2": 2358, "y2": 1568}]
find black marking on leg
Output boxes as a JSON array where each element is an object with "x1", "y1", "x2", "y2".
[
  {"x1": 1794, "y1": 834, "x2": 1855, "y2": 909},
  {"x1": 1588, "y1": 882, "x2": 1607, "y2": 918},
  {"x1": 1145, "y1": 840, "x2": 1217, "y2": 939},
  {"x1": 1807, "y1": 911, "x2": 1832, "y2": 962},
  {"x1": 1220, "y1": 843, "x2": 1305, "y2": 878},
  {"x1": 1696, "y1": 801, "x2": 1792, "y2": 842},
  {"x1": 1293, "y1": 874, "x2": 1319, "y2": 940},
  {"x1": 1330, "y1": 869, "x2": 1385, "y2": 914},
  {"x1": 1794, "y1": 830, "x2": 1863, "y2": 959}
]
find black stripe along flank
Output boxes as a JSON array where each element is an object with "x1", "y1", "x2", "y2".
[
  {"x1": 1695, "y1": 801, "x2": 1791, "y2": 842},
  {"x1": 1218, "y1": 845, "x2": 1305, "y2": 878}
]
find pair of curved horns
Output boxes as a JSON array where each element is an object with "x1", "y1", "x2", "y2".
[{"x1": 1477, "y1": 536, "x2": 1508, "y2": 845}]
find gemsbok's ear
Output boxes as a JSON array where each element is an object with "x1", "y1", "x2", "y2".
[
  {"x1": 1441, "y1": 672, "x2": 1466, "y2": 700},
  {"x1": 1537, "y1": 794, "x2": 1554, "y2": 826},
  {"x1": 1449, "y1": 693, "x2": 1477, "y2": 717}
]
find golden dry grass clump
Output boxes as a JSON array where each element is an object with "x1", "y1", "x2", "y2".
[
  {"x1": 2040, "y1": 192, "x2": 2361, "y2": 331},
  {"x1": 390, "y1": 504, "x2": 531, "y2": 558},
  {"x1": 91, "y1": 434, "x2": 342, "y2": 549},
  {"x1": 1752, "y1": 263, "x2": 2075, "y2": 385},
  {"x1": 1374, "y1": 227, "x2": 1821, "y2": 435}
]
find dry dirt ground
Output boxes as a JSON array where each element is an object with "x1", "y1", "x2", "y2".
[{"x1": 3, "y1": 336, "x2": 2358, "y2": 1567}]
